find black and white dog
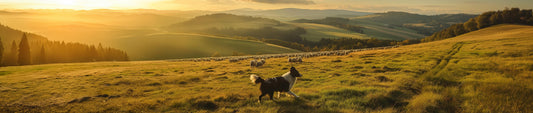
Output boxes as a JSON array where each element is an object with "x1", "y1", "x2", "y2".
[{"x1": 250, "y1": 67, "x2": 302, "y2": 103}]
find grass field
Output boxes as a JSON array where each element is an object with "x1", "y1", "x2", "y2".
[
  {"x1": 290, "y1": 23, "x2": 371, "y2": 41},
  {"x1": 112, "y1": 33, "x2": 301, "y2": 60},
  {"x1": 1, "y1": 24, "x2": 532, "y2": 112},
  {"x1": 350, "y1": 19, "x2": 426, "y2": 40}
]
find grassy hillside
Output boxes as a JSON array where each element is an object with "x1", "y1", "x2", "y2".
[
  {"x1": 352, "y1": 20, "x2": 426, "y2": 40},
  {"x1": 112, "y1": 33, "x2": 301, "y2": 60},
  {"x1": 352, "y1": 12, "x2": 477, "y2": 36},
  {"x1": 290, "y1": 23, "x2": 371, "y2": 41},
  {"x1": 1, "y1": 25, "x2": 532, "y2": 112}
]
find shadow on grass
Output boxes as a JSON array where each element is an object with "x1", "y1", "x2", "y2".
[{"x1": 271, "y1": 98, "x2": 341, "y2": 113}]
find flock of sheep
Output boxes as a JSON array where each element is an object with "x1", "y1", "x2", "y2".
[{"x1": 168, "y1": 46, "x2": 400, "y2": 63}]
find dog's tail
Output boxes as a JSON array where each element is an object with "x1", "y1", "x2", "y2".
[{"x1": 250, "y1": 74, "x2": 264, "y2": 84}]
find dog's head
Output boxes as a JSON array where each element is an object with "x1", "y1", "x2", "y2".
[{"x1": 290, "y1": 67, "x2": 303, "y2": 77}]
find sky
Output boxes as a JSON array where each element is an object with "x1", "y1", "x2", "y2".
[{"x1": 0, "y1": 0, "x2": 532, "y2": 14}]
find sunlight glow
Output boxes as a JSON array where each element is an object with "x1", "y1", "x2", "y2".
[{"x1": 6, "y1": 0, "x2": 161, "y2": 10}]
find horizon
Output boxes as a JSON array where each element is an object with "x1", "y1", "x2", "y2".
[
  {"x1": 0, "y1": 8, "x2": 484, "y2": 15},
  {"x1": 1, "y1": 0, "x2": 532, "y2": 15}
]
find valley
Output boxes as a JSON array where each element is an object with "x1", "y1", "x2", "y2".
[{"x1": 1, "y1": 24, "x2": 531, "y2": 112}]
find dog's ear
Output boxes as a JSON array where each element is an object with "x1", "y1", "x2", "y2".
[
  {"x1": 290, "y1": 67, "x2": 297, "y2": 73},
  {"x1": 290, "y1": 67, "x2": 302, "y2": 77}
]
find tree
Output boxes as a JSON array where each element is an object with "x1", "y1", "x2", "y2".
[
  {"x1": 88, "y1": 45, "x2": 98, "y2": 61},
  {"x1": 463, "y1": 18, "x2": 478, "y2": 32},
  {"x1": 502, "y1": 8, "x2": 520, "y2": 23},
  {"x1": 0, "y1": 37, "x2": 3, "y2": 66},
  {"x1": 477, "y1": 12, "x2": 494, "y2": 29},
  {"x1": 489, "y1": 11, "x2": 503, "y2": 25},
  {"x1": 7, "y1": 40, "x2": 17, "y2": 66},
  {"x1": 519, "y1": 9, "x2": 532, "y2": 23},
  {"x1": 18, "y1": 33, "x2": 31, "y2": 65},
  {"x1": 39, "y1": 45, "x2": 46, "y2": 64},
  {"x1": 452, "y1": 24, "x2": 467, "y2": 36}
]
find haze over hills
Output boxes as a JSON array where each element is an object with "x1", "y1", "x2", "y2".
[
  {"x1": 223, "y1": 8, "x2": 372, "y2": 21},
  {"x1": 0, "y1": 8, "x2": 488, "y2": 61}
]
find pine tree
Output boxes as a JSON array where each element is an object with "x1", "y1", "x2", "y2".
[
  {"x1": 18, "y1": 33, "x2": 31, "y2": 65},
  {"x1": 88, "y1": 45, "x2": 98, "y2": 61},
  {"x1": 97, "y1": 43, "x2": 104, "y2": 61},
  {"x1": 0, "y1": 37, "x2": 3, "y2": 66},
  {"x1": 39, "y1": 45, "x2": 46, "y2": 64},
  {"x1": 8, "y1": 40, "x2": 17, "y2": 66}
]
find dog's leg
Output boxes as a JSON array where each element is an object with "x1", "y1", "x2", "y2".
[
  {"x1": 288, "y1": 91, "x2": 300, "y2": 98},
  {"x1": 258, "y1": 93, "x2": 266, "y2": 103},
  {"x1": 277, "y1": 92, "x2": 282, "y2": 98},
  {"x1": 268, "y1": 92, "x2": 275, "y2": 101}
]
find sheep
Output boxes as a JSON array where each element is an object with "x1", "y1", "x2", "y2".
[
  {"x1": 260, "y1": 58, "x2": 266, "y2": 64},
  {"x1": 288, "y1": 57, "x2": 302, "y2": 62},
  {"x1": 251, "y1": 59, "x2": 266, "y2": 67},
  {"x1": 250, "y1": 60, "x2": 257, "y2": 67}
]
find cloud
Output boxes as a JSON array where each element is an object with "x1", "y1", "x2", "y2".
[{"x1": 241, "y1": 0, "x2": 315, "y2": 5}]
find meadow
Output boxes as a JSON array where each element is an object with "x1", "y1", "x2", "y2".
[
  {"x1": 0, "y1": 24, "x2": 532, "y2": 112},
  {"x1": 290, "y1": 23, "x2": 371, "y2": 41},
  {"x1": 112, "y1": 33, "x2": 300, "y2": 60}
]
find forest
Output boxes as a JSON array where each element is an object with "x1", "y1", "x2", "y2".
[{"x1": 0, "y1": 25, "x2": 129, "y2": 66}]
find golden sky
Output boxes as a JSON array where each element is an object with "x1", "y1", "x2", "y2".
[{"x1": 1, "y1": 0, "x2": 532, "y2": 14}]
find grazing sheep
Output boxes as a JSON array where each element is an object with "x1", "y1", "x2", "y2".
[
  {"x1": 251, "y1": 59, "x2": 266, "y2": 67},
  {"x1": 250, "y1": 60, "x2": 257, "y2": 67},
  {"x1": 288, "y1": 57, "x2": 303, "y2": 62},
  {"x1": 256, "y1": 61, "x2": 264, "y2": 67},
  {"x1": 260, "y1": 59, "x2": 266, "y2": 64}
]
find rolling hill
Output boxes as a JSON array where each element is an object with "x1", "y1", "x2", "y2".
[
  {"x1": 352, "y1": 11, "x2": 477, "y2": 36},
  {"x1": 1, "y1": 24, "x2": 531, "y2": 112},
  {"x1": 165, "y1": 13, "x2": 295, "y2": 32},
  {"x1": 223, "y1": 8, "x2": 371, "y2": 21},
  {"x1": 290, "y1": 23, "x2": 371, "y2": 41},
  {"x1": 112, "y1": 33, "x2": 301, "y2": 60}
]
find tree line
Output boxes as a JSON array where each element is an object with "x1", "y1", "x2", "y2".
[
  {"x1": 422, "y1": 8, "x2": 533, "y2": 42},
  {"x1": 1, "y1": 33, "x2": 129, "y2": 66}
]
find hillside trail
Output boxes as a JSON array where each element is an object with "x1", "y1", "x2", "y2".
[{"x1": 425, "y1": 42, "x2": 465, "y2": 76}]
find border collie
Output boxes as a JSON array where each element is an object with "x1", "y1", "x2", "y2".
[{"x1": 250, "y1": 67, "x2": 302, "y2": 103}]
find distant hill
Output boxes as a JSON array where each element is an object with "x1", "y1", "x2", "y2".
[
  {"x1": 0, "y1": 9, "x2": 209, "y2": 44},
  {"x1": 165, "y1": 13, "x2": 306, "y2": 43},
  {"x1": 223, "y1": 8, "x2": 372, "y2": 21},
  {"x1": 290, "y1": 23, "x2": 371, "y2": 41},
  {"x1": 166, "y1": 13, "x2": 293, "y2": 32},
  {"x1": 352, "y1": 11, "x2": 477, "y2": 35},
  {"x1": 112, "y1": 33, "x2": 301, "y2": 60},
  {"x1": 0, "y1": 24, "x2": 48, "y2": 45}
]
